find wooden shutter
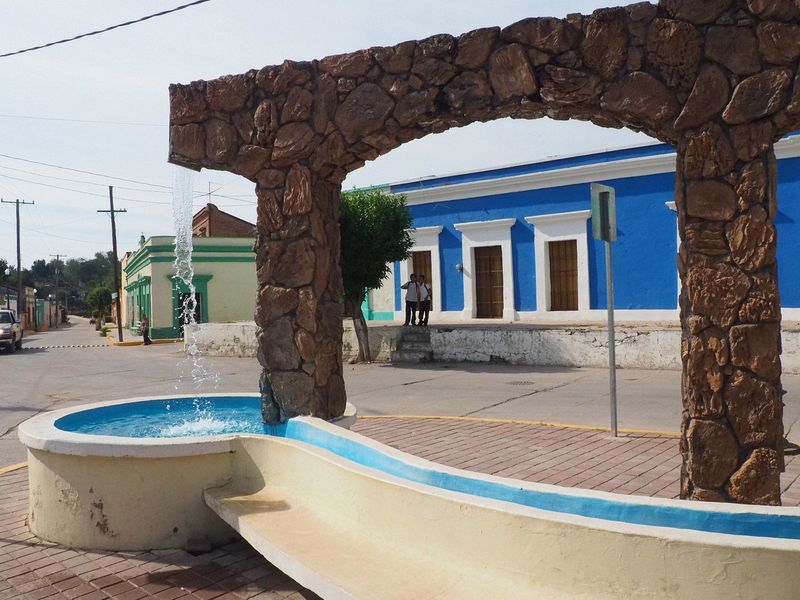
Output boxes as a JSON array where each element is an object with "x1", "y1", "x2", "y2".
[
  {"x1": 548, "y1": 240, "x2": 578, "y2": 311},
  {"x1": 475, "y1": 246, "x2": 504, "y2": 318}
]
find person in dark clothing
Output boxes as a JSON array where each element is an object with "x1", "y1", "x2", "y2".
[
  {"x1": 418, "y1": 274, "x2": 431, "y2": 326},
  {"x1": 400, "y1": 273, "x2": 419, "y2": 326},
  {"x1": 141, "y1": 313, "x2": 152, "y2": 345}
]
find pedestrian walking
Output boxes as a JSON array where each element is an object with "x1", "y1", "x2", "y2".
[
  {"x1": 418, "y1": 274, "x2": 431, "y2": 326},
  {"x1": 400, "y1": 273, "x2": 420, "y2": 326},
  {"x1": 141, "y1": 313, "x2": 152, "y2": 346}
]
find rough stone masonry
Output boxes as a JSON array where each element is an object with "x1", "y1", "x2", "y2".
[{"x1": 168, "y1": 0, "x2": 800, "y2": 505}]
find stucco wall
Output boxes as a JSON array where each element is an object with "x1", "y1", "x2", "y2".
[
  {"x1": 150, "y1": 261, "x2": 175, "y2": 330},
  {"x1": 368, "y1": 267, "x2": 395, "y2": 315},
  {"x1": 191, "y1": 322, "x2": 258, "y2": 357},
  {"x1": 193, "y1": 322, "x2": 800, "y2": 374},
  {"x1": 198, "y1": 261, "x2": 256, "y2": 323},
  {"x1": 377, "y1": 148, "x2": 800, "y2": 320}
]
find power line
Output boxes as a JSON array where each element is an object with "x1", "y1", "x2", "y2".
[
  {"x1": 0, "y1": 0, "x2": 214, "y2": 59},
  {"x1": 0, "y1": 152, "x2": 170, "y2": 188},
  {"x1": 0, "y1": 173, "x2": 172, "y2": 205},
  {"x1": 0, "y1": 164, "x2": 174, "y2": 195},
  {"x1": 0, "y1": 153, "x2": 257, "y2": 202}
]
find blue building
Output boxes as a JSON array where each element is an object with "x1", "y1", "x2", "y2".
[{"x1": 363, "y1": 134, "x2": 800, "y2": 324}]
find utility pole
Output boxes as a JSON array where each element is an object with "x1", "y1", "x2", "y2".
[
  {"x1": 1, "y1": 198, "x2": 34, "y2": 325},
  {"x1": 98, "y1": 187, "x2": 126, "y2": 343},
  {"x1": 49, "y1": 254, "x2": 64, "y2": 328}
]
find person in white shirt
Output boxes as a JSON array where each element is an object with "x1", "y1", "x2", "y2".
[
  {"x1": 418, "y1": 274, "x2": 432, "y2": 326},
  {"x1": 400, "y1": 273, "x2": 419, "y2": 326}
]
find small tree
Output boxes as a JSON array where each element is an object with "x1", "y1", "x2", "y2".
[
  {"x1": 86, "y1": 286, "x2": 112, "y2": 327},
  {"x1": 340, "y1": 188, "x2": 414, "y2": 362}
]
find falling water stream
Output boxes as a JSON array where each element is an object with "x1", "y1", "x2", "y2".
[{"x1": 166, "y1": 167, "x2": 227, "y2": 434}]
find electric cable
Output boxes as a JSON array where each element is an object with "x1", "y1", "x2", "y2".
[
  {"x1": 0, "y1": 0, "x2": 213, "y2": 59},
  {"x1": 0, "y1": 154, "x2": 257, "y2": 202}
]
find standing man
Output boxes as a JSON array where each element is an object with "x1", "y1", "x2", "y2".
[
  {"x1": 418, "y1": 274, "x2": 431, "y2": 327},
  {"x1": 401, "y1": 273, "x2": 419, "y2": 327}
]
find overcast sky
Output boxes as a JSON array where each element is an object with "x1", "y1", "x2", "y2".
[{"x1": 0, "y1": 0, "x2": 656, "y2": 267}]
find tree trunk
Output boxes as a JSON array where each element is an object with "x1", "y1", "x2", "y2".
[{"x1": 345, "y1": 292, "x2": 371, "y2": 363}]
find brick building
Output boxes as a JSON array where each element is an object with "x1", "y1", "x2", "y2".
[{"x1": 192, "y1": 203, "x2": 255, "y2": 238}]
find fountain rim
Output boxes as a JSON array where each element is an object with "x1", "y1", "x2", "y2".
[
  {"x1": 17, "y1": 393, "x2": 357, "y2": 459},
  {"x1": 18, "y1": 393, "x2": 799, "y2": 519},
  {"x1": 16, "y1": 393, "x2": 800, "y2": 549}
]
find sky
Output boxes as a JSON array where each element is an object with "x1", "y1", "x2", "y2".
[{"x1": 0, "y1": 0, "x2": 656, "y2": 267}]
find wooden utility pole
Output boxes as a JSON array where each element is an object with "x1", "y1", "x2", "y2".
[
  {"x1": 98, "y1": 187, "x2": 126, "y2": 342},
  {"x1": 1, "y1": 198, "x2": 34, "y2": 324},
  {"x1": 49, "y1": 254, "x2": 64, "y2": 327}
]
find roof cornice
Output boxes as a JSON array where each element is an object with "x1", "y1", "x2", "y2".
[{"x1": 397, "y1": 135, "x2": 800, "y2": 206}]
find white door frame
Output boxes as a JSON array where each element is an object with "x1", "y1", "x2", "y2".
[
  {"x1": 525, "y1": 210, "x2": 591, "y2": 315},
  {"x1": 453, "y1": 218, "x2": 516, "y2": 320},
  {"x1": 399, "y1": 226, "x2": 443, "y2": 316}
]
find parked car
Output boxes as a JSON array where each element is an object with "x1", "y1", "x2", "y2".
[{"x1": 0, "y1": 310, "x2": 22, "y2": 353}]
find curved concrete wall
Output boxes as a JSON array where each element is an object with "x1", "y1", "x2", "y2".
[
  {"x1": 27, "y1": 449, "x2": 236, "y2": 550},
  {"x1": 18, "y1": 397, "x2": 800, "y2": 597}
]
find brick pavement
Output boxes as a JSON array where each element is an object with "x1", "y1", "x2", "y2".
[
  {"x1": 0, "y1": 469, "x2": 320, "y2": 600},
  {"x1": 2, "y1": 417, "x2": 800, "y2": 599},
  {"x1": 351, "y1": 416, "x2": 800, "y2": 504}
]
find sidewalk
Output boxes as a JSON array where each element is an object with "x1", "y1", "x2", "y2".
[{"x1": 2, "y1": 416, "x2": 800, "y2": 598}]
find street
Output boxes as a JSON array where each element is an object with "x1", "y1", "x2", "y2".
[{"x1": 2, "y1": 316, "x2": 799, "y2": 467}]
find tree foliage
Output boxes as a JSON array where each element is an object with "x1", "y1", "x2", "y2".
[
  {"x1": 340, "y1": 188, "x2": 414, "y2": 299},
  {"x1": 0, "y1": 252, "x2": 117, "y2": 314},
  {"x1": 86, "y1": 286, "x2": 113, "y2": 317},
  {"x1": 340, "y1": 188, "x2": 414, "y2": 362}
]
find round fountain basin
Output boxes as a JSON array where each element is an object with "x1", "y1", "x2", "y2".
[{"x1": 17, "y1": 394, "x2": 800, "y2": 598}]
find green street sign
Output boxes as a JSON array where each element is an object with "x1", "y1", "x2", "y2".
[{"x1": 591, "y1": 183, "x2": 617, "y2": 242}]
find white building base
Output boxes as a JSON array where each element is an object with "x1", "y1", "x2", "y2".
[{"x1": 192, "y1": 322, "x2": 800, "y2": 374}]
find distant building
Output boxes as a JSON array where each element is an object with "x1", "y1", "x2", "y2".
[
  {"x1": 122, "y1": 205, "x2": 256, "y2": 340},
  {"x1": 363, "y1": 134, "x2": 800, "y2": 323},
  {"x1": 192, "y1": 203, "x2": 255, "y2": 238}
]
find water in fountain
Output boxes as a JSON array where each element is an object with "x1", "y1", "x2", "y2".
[{"x1": 170, "y1": 167, "x2": 228, "y2": 433}]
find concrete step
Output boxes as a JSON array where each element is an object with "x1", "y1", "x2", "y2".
[
  {"x1": 391, "y1": 349, "x2": 433, "y2": 363},
  {"x1": 399, "y1": 329, "x2": 431, "y2": 342}
]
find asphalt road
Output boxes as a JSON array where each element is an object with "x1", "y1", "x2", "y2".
[{"x1": 2, "y1": 316, "x2": 798, "y2": 467}]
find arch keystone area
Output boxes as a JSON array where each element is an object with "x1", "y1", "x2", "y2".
[{"x1": 169, "y1": 0, "x2": 800, "y2": 505}]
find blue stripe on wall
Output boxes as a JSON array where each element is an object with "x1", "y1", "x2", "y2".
[
  {"x1": 408, "y1": 171, "x2": 679, "y2": 312},
  {"x1": 393, "y1": 261, "x2": 401, "y2": 312},
  {"x1": 777, "y1": 156, "x2": 800, "y2": 308}
]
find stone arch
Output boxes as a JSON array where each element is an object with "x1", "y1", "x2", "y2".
[{"x1": 169, "y1": 0, "x2": 800, "y2": 505}]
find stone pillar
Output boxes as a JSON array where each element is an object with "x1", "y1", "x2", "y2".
[
  {"x1": 254, "y1": 167, "x2": 346, "y2": 422},
  {"x1": 678, "y1": 130, "x2": 783, "y2": 505}
]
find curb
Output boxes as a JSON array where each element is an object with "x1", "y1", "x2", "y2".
[
  {"x1": 0, "y1": 462, "x2": 27, "y2": 476},
  {"x1": 357, "y1": 414, "x2": 681, "y2": 438},
  {"x1": 105, "y1": 335, "x2": 183, "y2": 347}
]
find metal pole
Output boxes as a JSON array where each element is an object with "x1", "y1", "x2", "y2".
[
  {"x1": 1, "y1": 198, "x2": 33, "y2": 324},
  {"x1": 109, "y1": 187, "x2": 124, "y2": 343},
  {"x1": 606, "y1": 239, "x2": 618, "y2": 437},
  {"x1": 15, "y1": 201, "x2": 21, "y2": 322},
  {"x1": 50, "y1": 254, "x2": 63, "y2": 328}
]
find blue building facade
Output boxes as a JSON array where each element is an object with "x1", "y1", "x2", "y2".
[{"x1": 364, "y1": 135, "x2": 800, "y2": 323}]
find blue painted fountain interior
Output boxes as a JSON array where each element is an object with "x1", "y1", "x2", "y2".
[{"x1": 55, "y1": 396, "x2": 800, "y2": 541}]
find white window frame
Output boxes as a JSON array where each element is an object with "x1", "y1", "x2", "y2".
[
  {"x1": 453, "y1": 218, "x2": 516, "y2": 320},
  {"x1": 399, "y1": 226, "x2": 443, "y2": 316},
  {"x1": 525, "y1": 210, "x2": 591, "y2": 314},
  {"x1": 666, "y1": 200, "x2": 680, "y2": 310}
]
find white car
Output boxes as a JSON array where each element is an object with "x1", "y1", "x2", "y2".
[{"x1": 0, "y1": 310, "x2": 22, "y2": 353}]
